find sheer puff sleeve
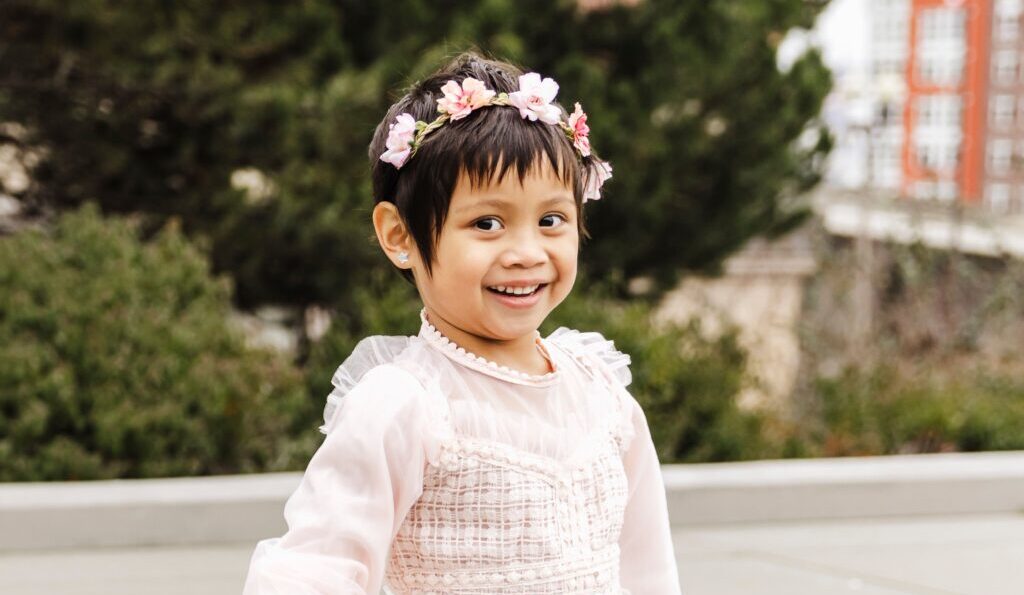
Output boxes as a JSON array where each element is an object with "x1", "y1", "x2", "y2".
[
  {"x1": 549, "y1": 327, "x2": 682, "y2": 593},
  {"x1": 243, "y1": 363, "x2": 440, "y2": 595},
  {"x1": 618, "y1": 395, "x2": 682, "y2": 594}
]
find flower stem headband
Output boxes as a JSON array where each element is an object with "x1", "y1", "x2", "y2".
[{"x1": 380, "y1": 73, "x2": 612, "y2": 202}]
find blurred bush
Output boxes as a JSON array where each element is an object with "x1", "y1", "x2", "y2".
[
  {"x1": 816, "y1": 367, "x2": 1024, "y2": 456},
  {"x1": 544, "y1": 287, "x2": 770, "y2": 463},
  {"x1": 0, "y1": 205, "x2": 312, "y2": 480},
  {"x1": 797, "y1": 234, "x2": 1024, "y2": 458},
  {"x1": 303, "y1": 277, "x2": 422, "y2": 412}
]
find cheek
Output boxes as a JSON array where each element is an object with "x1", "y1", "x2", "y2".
[
  {"x1": 553, "y1": 234, "x2": 579, "y2": 283},
  {"x1": 433, "y1": 234, "x2": 491, "y2": 286}
]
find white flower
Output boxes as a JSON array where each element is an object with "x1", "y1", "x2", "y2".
[{"x1": 508, "y1": 73, "x2": 561, "y2": 125}]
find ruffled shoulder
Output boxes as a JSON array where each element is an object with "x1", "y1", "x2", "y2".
[
  {"x1": 547, "y1": 327, "x2": 637, "y2": 453},
  {"x1": 319, "y1": 335, "x2": 413, "y2": 434},
  {"x1": 545, "y1": 327, "x2": 632, "y2": 387}
]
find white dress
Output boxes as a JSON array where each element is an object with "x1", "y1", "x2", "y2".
[{"x1": 244, "y1": 311, "x2": 681, "y2": 594}]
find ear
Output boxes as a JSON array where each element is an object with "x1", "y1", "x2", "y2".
[{"x1": 372, "y1": 201, "x2": 415, "y2": 269}]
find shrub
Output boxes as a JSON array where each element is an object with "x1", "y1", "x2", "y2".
[
  {"x1": 303, "y1": 276, "x2": 421, "y2": 412},
  {"x1": 0, "y1": 205, "x2": 311, "y2": 480},
  {"x1": 815, "y1": 366, "x2": 1024, "y2": 456},
  {"x1": 543, "y1": 288, "x2": 769, "y2": 463}
]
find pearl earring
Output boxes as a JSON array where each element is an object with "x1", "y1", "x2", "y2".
[{"x1": 397, "y1": 251, "x2": 409, "y2": 264}]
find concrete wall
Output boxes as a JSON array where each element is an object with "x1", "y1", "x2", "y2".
[
  {"x1": 4, "y1": 452, "x2": 1023, "y2": 551},
  {"x1": 658, "y1": 233, "x2": 817, "y2": 410}
]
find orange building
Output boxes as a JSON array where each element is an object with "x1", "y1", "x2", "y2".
[
  {"x1": 894, "y1": 0, "x2": 1024, "y2": 213},
  {"x1": 902, "y1": 0, "x2": 989, "y2": 204},
  {"x1": 980, "y1": 0, "x2": 1024, "y2": 212}
]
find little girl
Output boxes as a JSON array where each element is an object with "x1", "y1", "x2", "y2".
[{"x1": 244, "y1": 52, "x2": 681, "y2": 595}]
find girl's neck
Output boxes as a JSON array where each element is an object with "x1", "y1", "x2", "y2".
[{"x1": 423, "y1": 308, "x2": 553, "y2": 376}]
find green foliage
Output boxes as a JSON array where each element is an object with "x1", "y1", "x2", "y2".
[
  {"x1": 1, "y1": 0, "x2": 832, "y2": 308},
  {"x1": 544, "y1": 286, "x2": 769, "y2": 463},
  {"x1": 815, "y1": 367, "x2": 1024, "y2": 456},
  {"x1": 304, "y1": 277, "x2": 421, "y2": 411},
  {"x1": 795, "y1": 236, "x2": 1024, "y2": 458},
  {"x1": 0, "y1": 205, "x2": 311, "y2": 480}
]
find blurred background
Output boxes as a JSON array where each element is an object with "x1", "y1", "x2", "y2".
[{"x1": 0, "y1": 0, "x2": 1021, "y2": 484}]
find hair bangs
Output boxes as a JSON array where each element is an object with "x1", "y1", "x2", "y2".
[{"x1": 444, "y1": 106, "x2": 579, "y2": 192}]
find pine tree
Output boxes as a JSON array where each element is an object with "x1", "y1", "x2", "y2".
[{"x1": 0, "y1": 0, "x2": 832, "y2": 306}]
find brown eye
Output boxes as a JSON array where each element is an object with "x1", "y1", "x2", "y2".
[
  {"x1": 474, "y1": 217, "x2": 504, "y2": 231},
  {"x1": 540, "y1": 214, "x2": 566, "y2": 228}
]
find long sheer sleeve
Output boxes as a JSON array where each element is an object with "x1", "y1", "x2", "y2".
[
  {"x1": 243, "y1": 364, "x2": 438, "y2": 595},
  {"x1": 618, "y1": 396, "x2": 682, "y2": 594}
]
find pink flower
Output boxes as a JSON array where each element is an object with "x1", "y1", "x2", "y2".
[
  {"x1": 436, "y1": 77, "x2": 496, "y2": 120},
  {"x1": 568, "y1": 102, "x2": 591, "y2": 157},
  {"x1": 508, "y1": 72, "x2": 561, "y2": 125},
  {"x1": 584, "y1": 160, "x2": 612, "y2": 203},
  {"x1": 379, "y1": 113, "x2": 417, "y2": 168}
]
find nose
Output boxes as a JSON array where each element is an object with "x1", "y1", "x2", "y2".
[{"x1": 499, "y1": 228, "x2": 548, "y2": 269}]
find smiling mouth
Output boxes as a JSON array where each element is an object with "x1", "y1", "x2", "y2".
[{"x1": 486, "y1": 283, "x2": 547, "y2": 297}]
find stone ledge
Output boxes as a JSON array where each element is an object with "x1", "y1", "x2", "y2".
[
  {"x1": 665, "y1": 451, "x2": 1024, "y2": 525},
  {"x1": 3, "y1": 451, "x2": 1023, "y2": 550}
]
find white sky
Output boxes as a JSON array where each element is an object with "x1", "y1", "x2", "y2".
[
  {"x1": 818, "y1": 0, "x2": 870, "y2": 75},
  {"x1": 779, "y1": 0, "x2": 869, "y2": 77}
]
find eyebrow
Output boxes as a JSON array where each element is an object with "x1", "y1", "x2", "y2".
[{"x1": 454, "y1": 195, "x2": 574, "y2": 215}]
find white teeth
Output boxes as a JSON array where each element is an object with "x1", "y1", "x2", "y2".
[{"x1": 489, "y1": 284, "x2": 540, "y2": 296}]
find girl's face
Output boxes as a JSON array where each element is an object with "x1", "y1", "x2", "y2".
[{"x1": 415, "y1": 158, "x2": 578, "y2": 350}]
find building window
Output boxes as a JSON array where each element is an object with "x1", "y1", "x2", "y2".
[
  {"x1": 988, "y1": 139, "x2": 1014, "y2": 174},
  {"x1": 996, "y1": 14, "x2": 1020, "y2": 41},
  {"x1": 916, "y1": 7, "x2": 966, "y2": 86},
  {"x1": 986, "y1": 183, "x2": 1012, "y2": 213},
  {"x1": 871, "y1": 125, "x2": 903, "y2": 190},
  {"x1": 878, "y1": 100, "x2": 904, "y2": 128},
  {"x1": 917, "y1": 142, "x2": 959, "y2": 172},
  {"x1": 990, "y1": 94, "x2": 1016, "y2": 129},
  {"x1": 914, "y1": 94, "x2": 961, "y2": 175},
  {"x1": 917, "y1": 94, "x2": 961, "y2": 128},
  {"x1": 995, "y1": 0, "x2": 1023, "y2": 41},
  {"x1": 994, "y1": 50, "x2": 1018, "y2": 85},
  {"x1": 873, "y1": 58, "x2": 906, "y2": 77}
]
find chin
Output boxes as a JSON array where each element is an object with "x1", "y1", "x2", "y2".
[{"x1": 493, "y1": 314, "x2": 548, "y2": 339}]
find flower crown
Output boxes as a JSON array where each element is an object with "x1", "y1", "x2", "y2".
[{"x1": 380, "y1": 73, "x2": 612, "y2": 202}]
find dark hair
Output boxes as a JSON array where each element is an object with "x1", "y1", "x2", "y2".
[{"x1": 369, "y1": 52, "x2": 593, "y2": 283}]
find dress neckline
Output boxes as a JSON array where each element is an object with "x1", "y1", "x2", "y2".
[{"x1": 417, "y1": 309, "x2": 561, "y2": 387}]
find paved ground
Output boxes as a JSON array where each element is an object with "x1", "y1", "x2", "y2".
[
  {"x1": 677, "y1": 513, "x2": 1024, "y2": 595},
  {"x1": 2, "y1": 513, "x2": 1022, "y2": 594}
]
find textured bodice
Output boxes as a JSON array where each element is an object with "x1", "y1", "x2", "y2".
[{"x1": 383, "y1": 416, "x2": 630, "y2": 594}]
